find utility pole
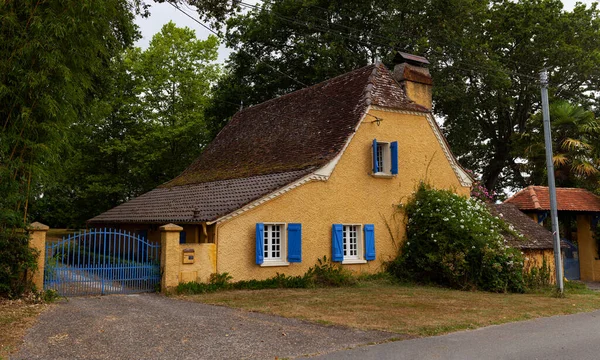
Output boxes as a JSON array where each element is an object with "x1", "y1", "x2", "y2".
[{"x1": 540, "y1": 69, "x2": 564, "y2": 294}]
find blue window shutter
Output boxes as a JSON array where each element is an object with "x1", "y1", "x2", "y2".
[
  {"x1": 391, "y1": 141, "x2": 398, "y2": 175},
  {"x1": 364, "y1": 224, "x2": 376, "y2": 261},
  {"x1": 179, "y1": 231, "x2": 186, "y2": 244},
  {"x1": 332, "y1": 224, "x2": 344, "y2": 262},
  {"x1": 372, "y1": 139, "x2": 378, "y2": 173},
  {"x1": 256, "y1": 223, "x2": 264, "y2": 265},
  {"x1": 287, "y1": 223, "x2": 302, "y2": 263}
]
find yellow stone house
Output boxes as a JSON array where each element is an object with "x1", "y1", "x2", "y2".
[{"x1": 89, "y1": 53, "x2": 474, "y2": 285}]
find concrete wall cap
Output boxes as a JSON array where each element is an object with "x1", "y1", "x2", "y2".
[
  {"x1": 29, "y1": 222, "x2": 49, "y2": 231},
  {"x1": 160, "y1": 223, "x2": 183, "y2": 232}
]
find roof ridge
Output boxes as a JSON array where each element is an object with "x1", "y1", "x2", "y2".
[
  {"x1": 532, "y1": 185, "x2": 594, "y2": 192},
  {"x1": 528, "y1": 186, "x2": 542, "y2": 210},
  {"x1": 238, "y1": 63, "x2": 377, "y2": 116}
]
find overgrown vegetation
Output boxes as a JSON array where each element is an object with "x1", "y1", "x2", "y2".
[
  {"x1": 0, "y1": 1, "x2": 144, "y2": 298},
  {"x1": 523, "y1": 256, "x2": 552, "y2": 291},
  {"x1": 176, "y1": 256, "x2": 356, "y2": 294},
  {"x1": 387, "y1": 183, "x2": 526, "y2": 293},
  {"x1": 0, "y1": 232, "x2": 38, "y2": 298}
]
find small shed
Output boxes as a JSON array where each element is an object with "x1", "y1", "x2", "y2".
[
  {"x1": 505, "y1": 186, "x2": 600, "y2": 282},
  {"x1": 490, "y1": 203, "x2": 563, "y2": 283}
]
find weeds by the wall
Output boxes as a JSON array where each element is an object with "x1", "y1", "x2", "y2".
[{"x1": 176, "y1": 256, "x2": 358, "y2": 295}]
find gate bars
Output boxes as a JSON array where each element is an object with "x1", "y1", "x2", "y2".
[{"x1": 44, "y1": 228, "x2": 161, "y2": 296}]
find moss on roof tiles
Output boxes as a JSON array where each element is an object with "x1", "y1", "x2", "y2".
[{"x1": 163, "y1": 63, "x2": 425, "y2": 187}]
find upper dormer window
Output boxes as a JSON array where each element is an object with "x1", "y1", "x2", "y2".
[{"x1": 372, "y1": 139, "x2": 398, "y2": 177}]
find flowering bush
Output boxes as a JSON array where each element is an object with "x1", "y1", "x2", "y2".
[
  {"x1": 387, "y1": 183, "x2": 525, "y2": 293},
  {"x1": 466, "y1": 170, "x2": 495, "y2": 202}
]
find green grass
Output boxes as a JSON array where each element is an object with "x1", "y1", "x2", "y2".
[
  {"x1": 179, "y1": 278, "x2": 600, "y2": 337},
  {"x1": 46, "y1": 229, "x2": 79, "y2": 243}
]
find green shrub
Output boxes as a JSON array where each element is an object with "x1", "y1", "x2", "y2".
[
  {"x1": 234, "y1": 273, "x2": 310, "y2": 290},
  {"x1": 388, "y1": 183, "x2": 526, "y2": 293},
  {"x1": 175, "y1": 257, "x2": 357, "y2": 295},
  {"x1": 305, "y1": 256, "x2": 356, "y2": 287},
  {"x1": 0, "y1": 230, "x2": 38, "y2": 298}
]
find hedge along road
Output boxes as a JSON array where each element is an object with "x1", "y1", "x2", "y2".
[{"x1": 13, "y1": 294, "x2": 400, "y2": 360}]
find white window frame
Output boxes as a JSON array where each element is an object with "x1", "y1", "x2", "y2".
[
  {"x1": 261, "y1": 223, "x2": 290, "y2": 267},
  {"x1": 372, "y1": 141, "x2": 393, "y2": 178},
  {"x1": 341, "y1": 224, "x2": 366, "y2": 264}
]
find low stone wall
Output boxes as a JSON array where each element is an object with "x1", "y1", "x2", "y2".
[
  {"x1": 160, "y1": 224, "x2": 217, "y2": 291},
  {"x1": 178, "y1": 243, "x2": 217, "y2": 284}
]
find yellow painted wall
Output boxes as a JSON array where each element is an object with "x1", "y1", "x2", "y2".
[
  {"x1": 523, "y1": 249, "x2": 558, "y2": 284},
  {"x1": 179, "y1": 243, "x2": 217, "y2": 283},
  {"x1": 216, "y1": 109, "x2": 471, "y2": 281},
  {"x1": 577, "y1": 214, "x2": 600, "y2": 281}
]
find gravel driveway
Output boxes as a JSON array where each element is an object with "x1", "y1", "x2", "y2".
[{"x1": 13, "y1": 294, "x2": 399, "y2": 359}]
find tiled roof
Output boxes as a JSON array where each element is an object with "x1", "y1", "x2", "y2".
[
  {"x1": 90, "y1": 63, "x2": 428, "y2": 224},
  {"x1": 88, "y1": 170, "x2": 311, "y2": 223},
  {"x1": 505, "y1": 186, "x2": 600, "y2": 212},
  {"x1": 490, "y1": 204, "x2": 560, "y2": 250},
  {"x1": 165, "y1": 63, "x2": 427, "y2": 187}
]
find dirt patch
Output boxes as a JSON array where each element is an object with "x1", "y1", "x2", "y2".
[{"x1": 0, "y1": 298, "x2": 48, "y2": 358}]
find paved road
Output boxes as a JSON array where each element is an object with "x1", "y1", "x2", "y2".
[
  {"x1": 13, "y1": 294, "x2": 398, "y2": 360},
  {"x1": 313, "y1": 309, "x2": 600, "y2": 359}
]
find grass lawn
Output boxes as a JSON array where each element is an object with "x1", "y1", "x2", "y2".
[
  {"x1": 46, "y1": 229, "x2": 79, "y2": 243},
  {"x1": 0, "y1": 299, "x2": 48, "y2": 359},
  {"x1": 179, "y1": 279, "x2": 600, "y2": 337}
]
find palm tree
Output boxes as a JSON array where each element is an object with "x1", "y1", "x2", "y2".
[{"x1": 515, "y1": 101, "x2": 600, "y2": 189}]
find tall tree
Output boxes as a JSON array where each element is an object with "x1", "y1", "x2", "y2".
[
  {"x1": 182, "y1": 0, "x2": 600, "y2": 193},
  {"x1": 32, "y1": 22, "x2": 220, "y2": 228},
  {"x1": 0, "y1": 0, "x2": 144, "y2": 297},
  {"x1": 130, "y1": 21, "x2": 220, "y2": 183},
  {"x1": 514, "y1": 101, "x2": 600, "y2": 189}
]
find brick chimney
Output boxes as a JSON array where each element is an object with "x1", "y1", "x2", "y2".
[{"x1": 392, "y1": 52, "x2": 433, "y2": 110}]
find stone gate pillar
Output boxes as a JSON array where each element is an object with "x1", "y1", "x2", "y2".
[
  {"x1": 28, "y1": 222, "x2": 49, "y2": 291},
  {"x1": 160, "y1": 223, "x2": 183, "y2": 292}
]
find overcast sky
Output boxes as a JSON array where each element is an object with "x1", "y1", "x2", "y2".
[{"x1": 135, "y1": 0, "x2": 596, "y2": 63}]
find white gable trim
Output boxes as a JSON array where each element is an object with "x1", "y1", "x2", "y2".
[
  {"x1": 313, "y1": 107, "x2": 370, "y2": 177},
  {"x1": 371, "y1": 106, "x2": 473, "y2": 187},
  {"x1": 210, "y1": 172, "x2": 328, "y2": 224},
  {"x1": 212, "y1": 109, "x2": 371, "y2": 225},
  {"x1": 212, "y1": 106, "x2": 471, "y2": 225}
]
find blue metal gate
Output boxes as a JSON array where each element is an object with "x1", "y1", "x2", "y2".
[{"x1": 44, "y1": 228, "x2": 161, "y2": 296}]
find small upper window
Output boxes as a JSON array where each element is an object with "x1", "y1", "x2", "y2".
[{"x1": 372, "y1": 139, "x2": 398, "y2": 176}]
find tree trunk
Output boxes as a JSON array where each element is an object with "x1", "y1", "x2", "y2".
[{"x1": 483, "y1": 141, "x2": 511, "y2": 192}]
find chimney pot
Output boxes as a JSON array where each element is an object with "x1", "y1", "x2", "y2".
[{"x1": 392, "y1": 52, "x2": 433, "y2": 110}]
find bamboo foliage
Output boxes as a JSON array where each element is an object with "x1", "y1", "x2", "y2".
[{"x1": 0, "y1": 0, "x2": 143, "y2": 298}]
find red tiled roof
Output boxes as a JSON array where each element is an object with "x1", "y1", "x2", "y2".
[{"x1": 505, "y1": 186, "x2": 600, "y2": 212}]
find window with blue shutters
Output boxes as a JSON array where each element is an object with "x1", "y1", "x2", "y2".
[
  {"x1": 372, "y1": 140, "x2": 398, "y2": 176},
  {"x1": 256, "y1": 223, "x2": 302, "y2": 266},
  {"x1": 179, "y1": 231, "x2": 187, "y2": 244},
  {"x1": 332, "y1": 224, "x2": 376, "y2": 263}
]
